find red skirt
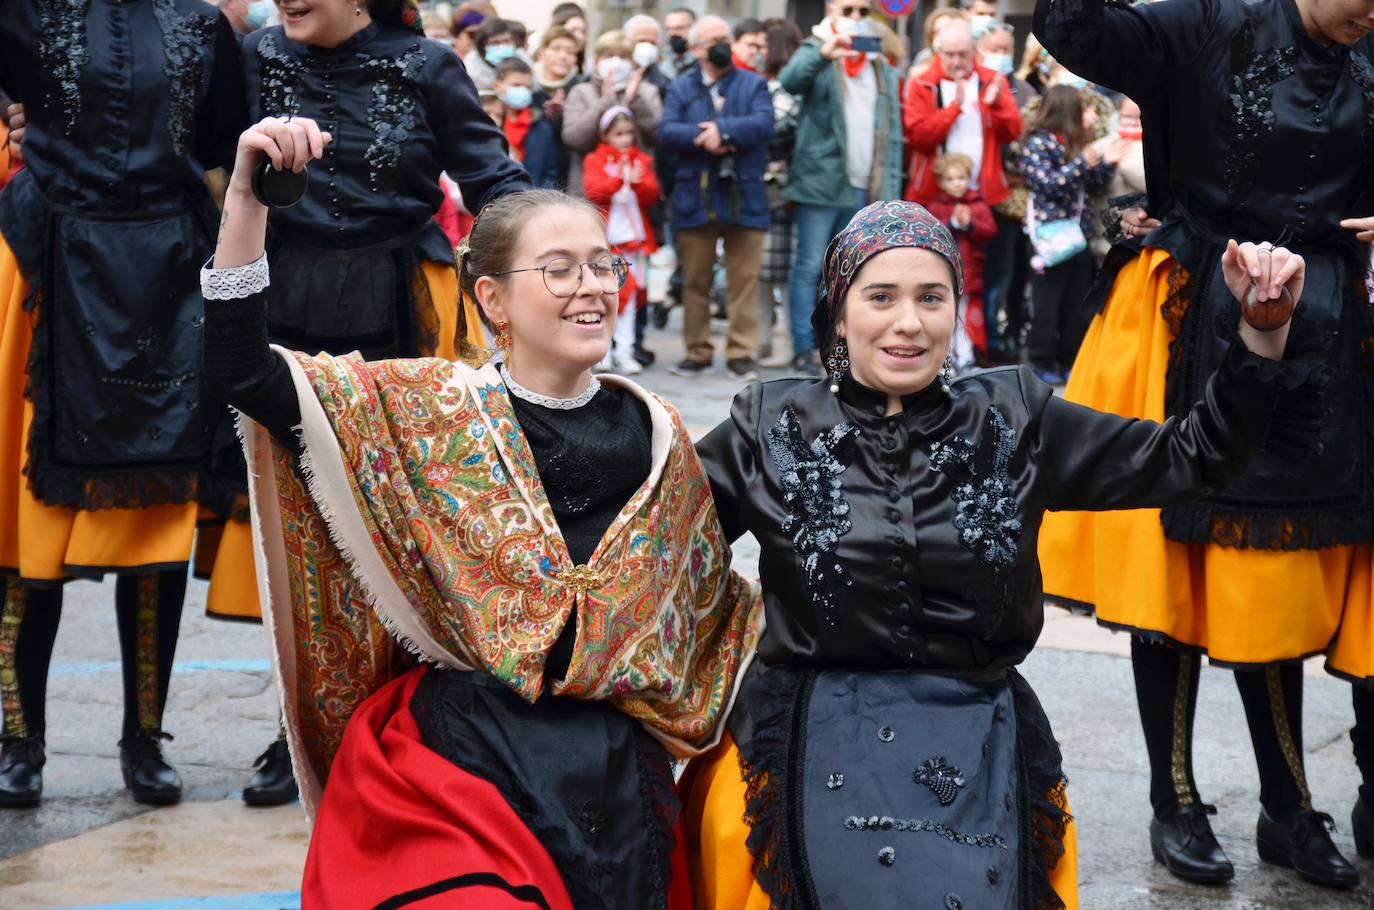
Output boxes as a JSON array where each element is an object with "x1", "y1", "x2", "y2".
[{"x1": 304, "y1": 668, "x2": 693, "y2": 909}]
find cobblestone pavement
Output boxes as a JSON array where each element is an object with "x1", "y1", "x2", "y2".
[{"x1": 1, "y1": 310, "x2": 1368, "y2": 908}]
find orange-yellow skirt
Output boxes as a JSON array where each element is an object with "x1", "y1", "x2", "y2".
[
  {"x1": 680, "y1": 733, "x2": 1080, "y2": 909},
  {"x1": 195, "y1": 257, "x2": 482, "y2": 620},
  {"x1": 0, "y1": 236, "x2": 197, "y2": 582},
  {"x1": 1038, "y1": 247, "x2": 1373, "y2": 683}
]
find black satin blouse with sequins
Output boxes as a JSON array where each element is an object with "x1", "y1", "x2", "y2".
[
  {"x1": 242, "y1": 24, "x2": 529, "y2": 250},
  {"x1": 697, "y1": 339, "x2": 1308, "y2": 672},
  {"x1": 0, "y1": 0, "x2": 246, "y2": 214}
]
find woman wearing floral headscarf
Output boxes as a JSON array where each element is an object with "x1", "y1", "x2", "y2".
[{"x1": 681, "y1": 200, "x2": 1314, "y2": 909}]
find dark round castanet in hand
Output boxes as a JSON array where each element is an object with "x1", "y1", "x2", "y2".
[
  {"x1": 1243, "y1": 284, "x2": 1296, "y2": 332},
  {"x1": 251, "y1": 161, "x2": 309, "y2": 208}
]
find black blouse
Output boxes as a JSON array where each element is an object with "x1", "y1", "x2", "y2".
[
  {"x1": 0, "y1": 0, "x2": 246, "y2": 215},
  {"x1": 243, "y1": 24, "x2": 529, "y2": 250},
  {"x1": 1033, "y1": 0, "x2": 1374, "y2": 245},
  {"x1": 696, "y1": 341, "x2": 1305, "y2": 672}
]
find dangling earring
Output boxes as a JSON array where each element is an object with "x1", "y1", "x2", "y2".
[
  {"x1": 940, "y1": 354, "x2": 956, "y2": 392},
  {"x1": 826, "y1": 339, "x2": 850, "y2": 394},
  {"x1": 495, "y1": 320, "x2": 512, "y2": 361}
]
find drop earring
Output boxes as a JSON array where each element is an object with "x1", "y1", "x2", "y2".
[
  {"x1": 495, "y1": 320, "x2": 512, "y2": 361},
  {"x1": 826, "y1": 339, "x2": 849, "y2": 394},
  {"x1": 940, "y1": 354, "x2": 956, "y2": 392}
]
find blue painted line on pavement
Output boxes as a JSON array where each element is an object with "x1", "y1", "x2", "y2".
[
  {"x1": 52, "y1": 893, "x2": 300, "y2": 910},
  {"x1": 49, "y1": 658, "x2": 272, "y2": 678}
]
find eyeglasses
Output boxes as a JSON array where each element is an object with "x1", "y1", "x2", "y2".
[
  {"x1": 492, "y1": 256, "x2": 629, "y2": 298},
  {"x1": 840, "y1": 5, "x2": 871, "y2": 17}
]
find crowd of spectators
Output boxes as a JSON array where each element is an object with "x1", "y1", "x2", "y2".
[{"x1": 339, "y1": 1, "x2": 1147, "y2": 383}]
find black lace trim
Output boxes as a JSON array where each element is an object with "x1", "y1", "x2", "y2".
[
  {"x1": 1349, "y1": 53, "x2": 1374, "y2": 191},
  {"x1": 1009, "y1": 672, "x2": 1071, "y2": 910},
  {"x1": 1100, "y1": 192, "x2": 1148, "y2": 248},
  {"x1": 361, "y1": 46, "x2": 427, "y2": 191},
  {"x1": 1222, "y1": 23, "x2": 1296, "y2": 205},
  {"x1": 255, "y1": 33, "x2": 304, "y2": 117},
  {"x1": 151, "y1": 0, "x2": 217, "y2": 156},
  {"x1": 36, "y1": 0, "x2": 92, "y2": 136},
  {"x1": 732, "y1": 666, "x2": 820, "y2": 910}
]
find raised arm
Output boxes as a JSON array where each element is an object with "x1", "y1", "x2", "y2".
[
  {"x1": 202, "y1": 118, "x2": 333, "y2": 450},
  {"x1": 1032, "y1": 0, "x2": 1216, "y2": 100},
  {"x1": 1041, "y1": 240, "x2": 1307, "y2": 512}
]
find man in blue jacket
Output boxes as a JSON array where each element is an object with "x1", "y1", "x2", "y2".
[{"x1": 661, "y1": 15, "x2": 774, "y2": 381}]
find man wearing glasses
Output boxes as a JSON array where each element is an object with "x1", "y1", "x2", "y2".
[{"x1": 776, "y1": 0, "x2": 905, "y2": 376}]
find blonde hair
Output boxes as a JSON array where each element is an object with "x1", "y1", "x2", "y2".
[
  {"x1": 933, "y1": 152, "x2": 974, "y2": 179},
  {"x1": 593, "y1": 29, "x2": 632, "y2": 59},
  {"x1": 1016, "y1": 34, "x2": 1049, "y2": 82}
]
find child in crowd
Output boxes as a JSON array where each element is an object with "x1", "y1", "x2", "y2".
[
  {"x1": 582, "y1": 106, "x2": 659, "y2": 375},
  {"x1": 923, "y1": 152, "x2": 997, "y2": 367},
  {"x1": 492, "y1": 57, "x2": 535, "y2": 162}
]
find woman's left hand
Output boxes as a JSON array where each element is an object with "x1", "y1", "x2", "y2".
[{"x1": 1222, "y1": 239, "x2": 1303, "y2": 328}]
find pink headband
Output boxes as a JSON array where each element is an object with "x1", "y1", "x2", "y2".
[{"x1": 598, "y1": 105, "x2": 633, "y2": 134}]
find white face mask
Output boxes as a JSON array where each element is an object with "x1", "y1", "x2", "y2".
[
  {"x1": 631, "y1": 41, "x2": 659, "y2": 69},
  {"x1": 835, "y1": 17, "x2": 872, "y2": 37},
  {"x1": 598, "y1": 56, "x2": 634, "y2": 89},
  {"x1": 982, "y1": 51, "x2": 1013, "y2": 75}
]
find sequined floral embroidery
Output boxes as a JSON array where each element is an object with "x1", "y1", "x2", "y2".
[
  {"x1": 256, "y1": 33, "x2": 304, "y2": 117},
  {"x1": 152, "y1": 0, "x2": 217, "y2": 155},
  {"x1": 929, "y1": 407, "x2": 1022, "y2": 627},
  {"x1": 361, "y1": 46, "x2": 427, "y2": 191},
  {"x1": 36, "y1": 0, "x2": 92, "y2": 135},
  {"x1": 914, "y1": 756, "x2": 967, "y2": 806},
  {"x1": 844, "y1": 814, "x2": 1008, "y2": 850},
  {"x1": 1223, "y1": 22, "x2": 1296, "y2": 203},
  {"x1": 766, "y1": 406, "x2": 860, "y2": 627}
]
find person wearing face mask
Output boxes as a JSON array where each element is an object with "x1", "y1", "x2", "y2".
[
  {"x1": 730, "y1": 18, "x2": 768, "y2": 73},
  {"x1": 625, "y1": 14, "x2": 673, "y2": 103},
  {"x1": 660, "y1": 6, "x2": 699, "y2": 81},
  {"x1": 904, "y1": 18, "x2": 1022, "y2": 213},
  {"x1": 463, "y1": 16, "x2": 525, "y2": 92},
  {"x1": 192, "y1": 0, "x2": 530, "y2": 809},
  {"x1": 492, "y1": 57, "x2": 537, "y2": 162},
  {"x1": 777, "y1": 0, "x2": 904, "y2": 377},
  {"x1": 218, "y1": 0, "x2": 276, "y2": 34},
  {"x1": 562, "y1": 30, "x2": 662, "y2": 197},
  {"x1": 660, "y1": 14, "x2": 774, "y2": 383},
  {"x1": 679, "y1": 197, "x2": 1310, "y2": 910}
]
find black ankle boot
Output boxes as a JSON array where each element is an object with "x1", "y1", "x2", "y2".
[
  {"x1": 242, "y1": 738, "x2": 298, "y2": 807},
  {"x1": 1353, "y1": 797, "x2": 1374, "y2": 860},
  {"x1": 1149, "y1": 802, "x2": 1234, "y2": 884},
  {"x1": 119, "y1": 730, "x2": 182, "y2": 806},
  {"x1": 1257, "y1": 807, "x2": 1360, "y2": 888},
  {"x1": 0, "y1": 735, "x2": 45, "y2": 808}
]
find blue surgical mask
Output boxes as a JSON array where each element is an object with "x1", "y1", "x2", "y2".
[
  {"x1": 501, "y1": 86, "x2": 533, "y2": 110},
  {"x1": 982, "y1": 52, "x2": 1013, "y2": 75},
  {"x1": 485, "y1": 45, "x2": 518, "y2": 67},
  {"x1": 244, "y1": 0, "x2": 274, "y2": 30},
  {"x1": 970, "y1": 14, "x2": 998, "y2": 39},
  {"x1": 1057, "y1": 70, "x2": 1091, "y2": 90}
]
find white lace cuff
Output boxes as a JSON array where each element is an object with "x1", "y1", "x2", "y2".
[{"x1": 201, "y1": 253, "x2": 270, "y2": 300}]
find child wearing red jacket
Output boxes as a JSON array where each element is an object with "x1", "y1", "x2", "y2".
[
  {"x1": 582, "y1": 106, "x2": 659, "y2": 375},
  {"x1": 922, "y1": 153, "x2": 997, "y2": 366}
]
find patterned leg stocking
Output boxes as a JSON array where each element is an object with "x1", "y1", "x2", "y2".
[
  {"x1": 1131, "y1": 636, "x2": 1204, "y2": 815},
  {"x1": 0, "y1": 580, "x2": 63, "y2": 740},
  {"x1": 1234, "y1": 663, "x2": 1309, "y2": 818},
  {"x1": 115, "y1": 570, "x2": 186, "y2": 740}
]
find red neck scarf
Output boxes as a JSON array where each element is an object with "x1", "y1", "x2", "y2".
[{"x1": 503, "y1": 108, "x2": 532, "y2": 160}]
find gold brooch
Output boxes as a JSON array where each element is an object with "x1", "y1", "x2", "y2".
[{"x1": 560, "y1": 564, "x2": 603, "y2": 594}]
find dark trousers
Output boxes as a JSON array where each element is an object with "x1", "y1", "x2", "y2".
[
  {"x1": 1027, "y1": 249, "x2": 1095, "y2": 371},
  {"x1": 983, "y1": 214, "x2": 1030, "y2": 354}
]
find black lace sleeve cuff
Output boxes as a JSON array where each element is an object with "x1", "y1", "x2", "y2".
[
  {"x1": 1100, "y1": 192, "x2": 1148, "y2": 246},
  {"x1": 1212, "y1": 313, "x2": 1330, "y2": 459}
]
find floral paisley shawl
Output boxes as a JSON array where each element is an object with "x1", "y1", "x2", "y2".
[{"x1": 241, "y1": 349, "x2": 764, "y2": 814}]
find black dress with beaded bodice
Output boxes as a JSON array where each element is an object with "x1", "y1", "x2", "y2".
[{"x1": 694, "y1": 339, "x2": 1312, "y2": 908}]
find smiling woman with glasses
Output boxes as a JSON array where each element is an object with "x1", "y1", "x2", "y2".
[{"x1": 200, "y1": 119, "x2": 763, "y2": 908}]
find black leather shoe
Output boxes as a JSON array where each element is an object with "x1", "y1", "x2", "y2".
[
  {"x1": 1149, "y1": 803, "x2": 1234, "y2": 884},
  {"x1": 1352, "y1": 797, "x2": 1374, "y2": 860},
  {"x1": 242, "y1": 738, "x2": 298, "y2": 807},
  {"x1": 1257, "y1": 807, "x2": 1361, "y2": 889},
  {"x1": 0, "y1": 734, "x2": 45, "y2": 808},
  {"x1": 119, "y1": 730, "x2": 182, "y2": 806}
]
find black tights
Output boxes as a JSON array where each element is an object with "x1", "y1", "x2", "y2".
[
  {"x1": 1132, "y1": 637, "x2": 1313, "y2": 819},
  {"x1": 0, "y1": 571, "x2": 185, "y2": 742},
  {"x1": 1353, "y1": 684, "x2": 1374, "y2": 811}
]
